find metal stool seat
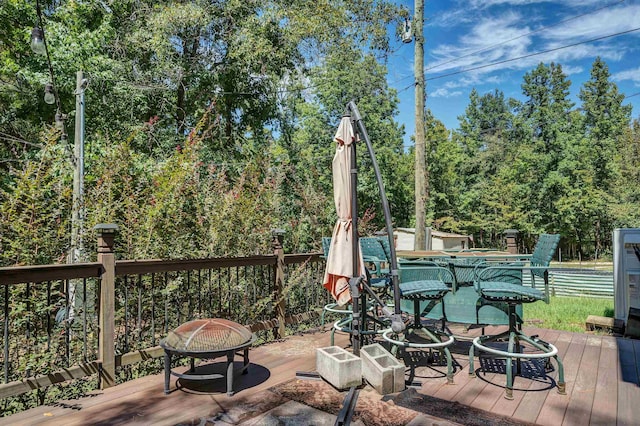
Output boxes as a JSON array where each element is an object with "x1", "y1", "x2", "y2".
[
  {"x1": 468, "y1": 238, "x2": 566, "y2": 400},
  {"x1": 383, "y1": 265, "x2": 457, "y2": 384}
]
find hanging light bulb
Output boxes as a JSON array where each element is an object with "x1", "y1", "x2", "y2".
[
  {"x1": 44, "y1": 82, "x2": 55, "y2": 104},
  {"x1": 55, "y1": 111, "x2": 65, "y2": 130},
  {"x1": 31, "y1": 27, "x2": 47, "y2": 56}
]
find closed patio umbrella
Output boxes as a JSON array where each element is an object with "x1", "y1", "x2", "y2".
[{"x1": 323, "y1": 116, "x2": 366, "y2": 306}]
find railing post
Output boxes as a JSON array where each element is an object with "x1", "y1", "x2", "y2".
[
  {"x1": 272, "y1": 229, "x2": 286, "y2": 339},
  {"x1": 504, "y1": 229, "x2": 519, "y2": 254},
  {"x1": 95, "y1": 223, "x2": 118, "y2": 389}
]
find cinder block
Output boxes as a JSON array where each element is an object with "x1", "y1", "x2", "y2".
[
  {"x1": 316, "y1": 346, "x2": 361, "y2": 390},
  {"x1": 360, "y1": 343, "x2": 405, "y2": 394}
]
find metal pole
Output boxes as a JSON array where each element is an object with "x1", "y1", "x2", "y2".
[
  {"x1": 347, "y1": 111, "x2": 361, "y2": 356},
  {"x1": 70, "y1": 70, "x2": 85, "y2": 264},
  {"x1": 347, "y1": 102, "x2": 404, "y2": 332},
  {"x1": 68, "y1": 71, "x2": 86, "y2": 320}
]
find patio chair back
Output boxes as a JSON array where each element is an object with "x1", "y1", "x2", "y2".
[
  {"x1": 376, "y1": 236, "x2": 393, "y2": 264},
  {"x1": 530, "y1": 234, "x2": 560, "y2": 278},
  {"x1": 359, "y1": 237, "x2": 389, "y2": 263},
  {"x1": 399, "y1": 262, "x2": 455, "y2": 288},
  {"x1": 448, "y1": 258, "x2": 485, "y2": 287},
  {"x1": 322, "y1": 237, "x2": 332, "y2": 258}
]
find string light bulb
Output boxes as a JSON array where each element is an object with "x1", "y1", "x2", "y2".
[
  {"x1": 44, "y1": 82, "x2": 55, "y2": 104},
  {"x1": 31, "y1": 27, "x2": 46, "y2": 56},
  {"x1": 55, "y1": 111, "x2": 65, "y2": 130}
]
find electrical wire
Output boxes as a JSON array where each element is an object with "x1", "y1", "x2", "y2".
[
  {"x1": 425, "y1": 0, "x2": 626, "y2": 72},
  {"x1": 389, "y1": 0, "x2": 630, "y2": 88},
  {"x1": 425, "y1": 26, "x2": 640, "y2": 82}
]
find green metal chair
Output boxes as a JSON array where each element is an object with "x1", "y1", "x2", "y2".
[
  {"x1": 468, "y1": 234, "x2": 565, "y2": 399},
  {"x1": 382, "y1": 262, "x2": 457, "y2": 383},
  {"x1": 375, "y1": 236, "x2": 393, "y2": 267},
  {"x1": 320, "y1": 237, "x2": 390, "y2": 345},
  {"x1": 359, "y1": 237, "x2": 390, "y2": 277}
]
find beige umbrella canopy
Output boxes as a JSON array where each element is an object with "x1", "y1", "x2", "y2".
[{"x1": 323, "y1": 117, "x2": 366, "y2": 306}]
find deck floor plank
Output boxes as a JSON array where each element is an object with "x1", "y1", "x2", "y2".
[
  {"x1": 3, "y1": 328, "x2": 640, "y2": 426},
  {"x1": 535, "y1": 332, "x2": 586, "y2": 425},
  {"x1": 616, "y1": 337, "x2": 640, "y2": 426},
  {"x1": 489, "y1": 327, "x2": 555, "y2": 419},
  {"x1": 562, "y1": 335, "x2": 602, "y2": 426},
  {"x1": 589, "y1": 335, "x2": 619, "y2": 426},
  {"x1": 511, "y1": 328, "x2": 567, "y2": 424}
]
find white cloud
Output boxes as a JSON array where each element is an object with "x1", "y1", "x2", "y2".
[
  {"x1": 541, "y1": 4, "x2": 640, "y2": 42},
  {"x1": 429, "y1": 12, "x2": 534, "y2": 73},
  {"x1": 470, "y1": 0, "x2": 545, "y2": 8},
  {"x1": 613, "y1": 67, "x2": 640, "y2": 84},
  {"x1": 470, "y1": 0, "x2": 604, "y2": 9},
  {"x1": 424, "y1": 1, "x2": 640, "y2": 88},
  {"x1": 561, "y1": 65, "x2": 583, "y2": 75},
  {"x1": 429, "y1": 87, "x2": 463, "y2": 98}
]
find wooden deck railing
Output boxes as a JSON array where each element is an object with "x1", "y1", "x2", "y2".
[{"x1": 0, "y1": 226, "x2": 327, "y2": 409}]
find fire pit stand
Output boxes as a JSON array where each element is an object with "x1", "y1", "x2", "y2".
[{"x1": 160, "y1": 319, "x2": 256, "y2": 396}]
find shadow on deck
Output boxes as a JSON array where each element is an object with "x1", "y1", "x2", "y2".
[{"x1": 2, "y1": 325, "x2": 639, "y2": 426}]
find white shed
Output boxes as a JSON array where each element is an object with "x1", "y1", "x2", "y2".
[{"x1": 393, "y1": 228, "x2": 472, "y2": 251}]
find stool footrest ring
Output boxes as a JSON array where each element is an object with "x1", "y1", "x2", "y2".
[
  {"x1": 382, "y1": 328, "x2": 455, "y2": 349},
  {"x1": 471, "y1": 336, "x2": 558, "y2": 359}
]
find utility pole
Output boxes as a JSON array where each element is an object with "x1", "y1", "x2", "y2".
[{"x1": 413, "y1": 0, "x2": 427, "y2": 250}]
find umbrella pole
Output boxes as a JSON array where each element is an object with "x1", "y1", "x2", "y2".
[
  {"x1": 346, "y1": 112, "x2": 362, "y2": 356},
  {"x1": 346, "y1": 102, "x2": 403, "y2": 323}
]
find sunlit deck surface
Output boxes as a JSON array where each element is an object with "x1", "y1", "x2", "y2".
[{"x1": 2, "y1": 325, "x2": 639, "y2": 426}]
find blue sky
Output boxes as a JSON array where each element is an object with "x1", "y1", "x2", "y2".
[{"x1": 387, "y1": 0, "x2": 640, "y2": 143}]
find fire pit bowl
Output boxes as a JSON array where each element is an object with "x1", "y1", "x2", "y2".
[{"x1": 160, "y1": 319, "x2": 256, "y2": 396}]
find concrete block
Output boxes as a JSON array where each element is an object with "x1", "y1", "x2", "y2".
[
  {"x1": 586, "y1": 314, "x2": 624, "y2": 333},
  {"x1": 316, "y1": 346, "x2": 361, "y2": 390},
  {"x1": 360, "y1": 343, "x2": 405, "y2": 394}
]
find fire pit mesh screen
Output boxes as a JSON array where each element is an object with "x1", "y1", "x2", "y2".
[{"x1": 162, "y1": 319, "x2": 253, "y2": 353}]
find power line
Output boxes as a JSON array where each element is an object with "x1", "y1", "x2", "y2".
[
  {"x1": 389, "y1": 0, "x2": 628, "y2": 88},
  {"x1": 425, "y1": 0, "x2": 626, "y2": 72},
  {"x1": 426, "y1": 26, "x2": 640, "y2": 82}
]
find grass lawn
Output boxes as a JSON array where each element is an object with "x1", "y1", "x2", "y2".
[{"x1": 523, "y1": 296, "x2": 614, "y2": 333}]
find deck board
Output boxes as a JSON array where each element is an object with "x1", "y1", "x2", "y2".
[
  {"x1": 490, "y1": 327, "x2": 555, "y2": 419},
  {"x1": 511, "y1": 328, "x2": 565, "y2": 423},
  {"x1": 617, "y1": 337, "x2": 640, "y2": 426},
  {"x1": 2, "y1": 327, "x2": 640, "y2": 426},
  {"x1": 590, "y1": 335, "x2": 618, "y2": 426},
  {"x1": 562, "y1": 335, "x2": 601, "y2": 426},
  {"x1": 536, "y1": 331, "x2": 585, "y2": 425}
]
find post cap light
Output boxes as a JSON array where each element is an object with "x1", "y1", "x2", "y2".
[
  {"x1": 93, "y1": 223, "x2": 119, "y2": 233},
  {"x1": 31, "y1": 27, "x2": 46, "y2": 56},
  {"x1": 44, "y1": 82, "x2": 55, "y2": 104},
  {"x1": 271, "y1": 228, "x2": 285, "y2": 236}
]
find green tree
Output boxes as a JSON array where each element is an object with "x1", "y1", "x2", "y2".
[
  {"x1": 578, "y1": 57, "x2": 632, "y2": 252},
  {"x1": 518, "y1": 62, "x2": 573, "y2": 237},
  {"x1": 455, "y1": 88, "x2": 517, "y2": 246},
  {"x1": 288, "y1": 42, "x2": 411, "y2": 234}
]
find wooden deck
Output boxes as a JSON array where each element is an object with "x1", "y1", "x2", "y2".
[{"x1": 2, "y1": 326, "x2": 639, "y2": 425}]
